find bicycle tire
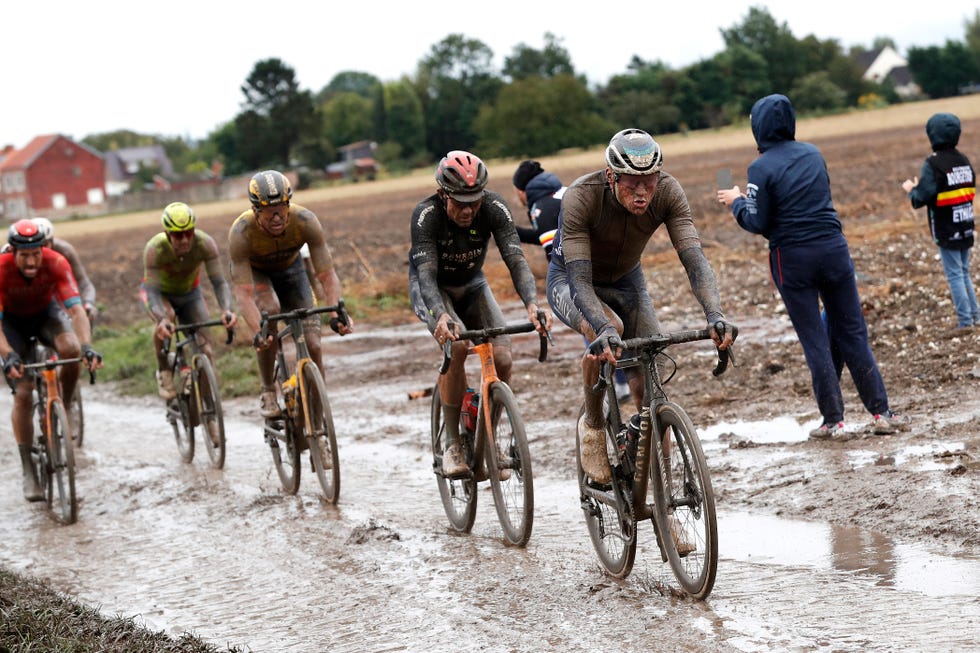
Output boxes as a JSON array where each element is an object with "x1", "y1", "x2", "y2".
[
  {"x1": 650, "y1": 402, "x2": 718, "y2": 599},
  {"x1": 68, "y1": 386, "x2": 84, "y2": 448},
  {"x1": 267, "y1": 365, "x2": 301, "y2": 494},
  {"x1": 484, "y1": 382, "x2": 533, "y2": 547},
  {"x1": 194, "y1": 355, "x2": 226, "y2": 469},
  {"x1": 167, "y1": 391, "x2": 195, "y2": 463},
  {"x1": 430, "y1": 385, "x2": 477, "y2": 533},
  {"x1": 301, "y1": 362, "x2": 340, "y2": 503},
  {"x1": 32, "y1": 401, "x2": 51, "y2": 509},
  {"x1": 47, "y1": 399, "x2": 77, "y2": 525},
  {"x1": 577, "y1": 402, "x2": 636, "y2": 577}
]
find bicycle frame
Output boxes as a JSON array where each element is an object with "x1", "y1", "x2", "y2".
[{"x1": 440, "y1": 319, "x2": 550, "y2": 476}]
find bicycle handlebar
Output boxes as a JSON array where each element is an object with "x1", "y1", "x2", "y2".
[
  {"x1": 438, "y1": 315, "x2": 550, "y2": 375},
  {"x1": 259, "y1": 300, "x2": 349, "y2": 339},
  {"x1": 173, "y1": 318, "x2": 236, "y2": 345},
  {"x1": 16, "y1": 356, "x2": 97, "y2": 388},
  {"x1": 590, "y1": 323, "x2": 736, "y2": 392}
]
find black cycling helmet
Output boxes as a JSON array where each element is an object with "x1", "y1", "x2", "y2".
[
  {"x1": 7, "y1": 219, "x2": 46, "y2": 250},
  {"x1": 435, "y1": 150, "x2": 489, "y2": 202},
  {"x1": 248, "y1": 170, "x2": 293, "y2": 207},
  {"x1": 605, "y1": 129, "x2": 663, "y2": 176},
  {"x1": 161, "y1": 201, "x2": 196, "y2": 233}
]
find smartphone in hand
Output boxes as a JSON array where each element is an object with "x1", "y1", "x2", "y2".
[{"x1": 716, "y1": 168, "x2": 733, "y2": 190}]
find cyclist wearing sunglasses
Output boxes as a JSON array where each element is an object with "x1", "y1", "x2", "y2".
[
  {"x1": 547, "y1": 129, "x2": 737, "y2": 484},
  {"x1": 409, "y1": 150, "x2": 552, "y2": 477},
  {"x1": 141, "y1": 202, "x2": 237, "y2": 400}
]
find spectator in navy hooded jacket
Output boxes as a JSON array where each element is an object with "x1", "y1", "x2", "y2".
[
  {"x1": 717, "y1": 93, "x2": 905, "y2": 439},
  {"x1": 512, "y1": 160, "x2": 565, "y2": 262}
]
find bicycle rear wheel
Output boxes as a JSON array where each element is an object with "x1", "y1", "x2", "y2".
[
  {"x1": 47, "y1": 399, "x2": 77, "y2": 525},
  {"x1": 68, "y1": 386, "x2": 84, "y2": 448},
  {"x1": 650, "y1": 402, "x2": 718, "y2": 599},
  {"x1": 430, "y1": 385, "x2": 477, "y2": 533},
  {"x1": 577, "y1": 402, "x2": 636, "y2": 577},
  {"x1": 301, "y1": 362, "x2": 340, "y2": 503},
  {"x1": 194, "y1": 356, "x2": 226, "y2": 469},
  {"x1": 485, "y1": 382, "x2": 533, "y2": 547}
]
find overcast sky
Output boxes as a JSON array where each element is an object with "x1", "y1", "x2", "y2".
[{"x1": 6, "y1": 1, "x2": 972, "y2": 148}]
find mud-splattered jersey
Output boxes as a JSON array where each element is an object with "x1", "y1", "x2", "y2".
[
  {"x1": 142, "y1": 231, "x2": 218, "y2": 295},
  {"x1": 408, "y1": 190, "x2": 537, "y2": 317}
]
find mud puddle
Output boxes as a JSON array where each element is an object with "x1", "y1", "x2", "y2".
[{"x1": 0, "y1": 318, "x2": 976, "y2": 651}]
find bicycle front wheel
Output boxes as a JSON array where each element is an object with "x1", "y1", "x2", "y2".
[
  {"x1": 301, "y1": 362, "x2": 340, "y2": 503},
  {"x1": 430, "y1": 384, "x2": 477, "y2": 533},
  {"x1": 577, "y1": 402, "x2": 636, "y2": 577},
  {"x1": 485, "y1": 382, "x2": 533, "y2": 547},
  {"x1": 194, "y1": 356, "x2": 226, "y2": 469},
  {"x1": 47, "y1": 399, "x2": 78, "y2": 525},
  {"x1": 650, "y1": 402, "x2": 718, "y2": 600},
  {"x1": 68, "y1": 386, "x2": 84, "y2": 448}
]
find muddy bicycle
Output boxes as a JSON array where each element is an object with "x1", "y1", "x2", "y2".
[
  {"x1": 259, "y1": 302, "x2": 348, "y2": 502},
  {"x1": 161, "y1": 318, "x2": 234, "y2": 469},
  {"x1": 22, "y1": 338, "x2": 97, "y2": 525},
  {"x1": 37, "y1": 342, "x2": 85, "y2": 448},
  {"x1": 430, "y1": 316, "x2": 549, "y2": 546},
  {"x1": 577, "y1": 324, "x2": 734, "y2": 599}
]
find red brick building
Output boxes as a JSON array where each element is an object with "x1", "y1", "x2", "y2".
[{"x1": 0, "y1": 134, "x2": 106, "y2": 220}]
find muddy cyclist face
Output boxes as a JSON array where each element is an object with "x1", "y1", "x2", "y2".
[
  {"x1": 166, "y1": 229, "x2": 195, "y2": 256},
  {"x1": 14, "y1": 248, "x2": 43, "y2": 278},
  {"x1": 607, "y1": 170, "x2": 659, "y2": 216},
  {"x1": 254, "y1": 203, "x2": 289, "y2": 236},
  {"x1": 443, "y1": 193, "x2": 482, "y2": 228}
]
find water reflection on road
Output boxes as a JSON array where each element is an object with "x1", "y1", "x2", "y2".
[{"x1": 0, "y1": 323, "x2": 976, "y2": 652}]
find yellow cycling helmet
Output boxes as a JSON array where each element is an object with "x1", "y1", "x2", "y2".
[{"x1": 161, "y1": 202, "x2": 196, "y2": 233}]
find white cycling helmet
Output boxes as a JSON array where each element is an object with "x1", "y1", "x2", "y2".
[
  {"x1": 33, "y1": 217, "x2": 54, "y2": 242},
  {"x1": 605, "y1": 129, "x2": 663, "y2": 176}
]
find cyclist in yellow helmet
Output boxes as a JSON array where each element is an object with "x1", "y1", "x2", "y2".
[{"x1": 141, "y1": 202, "x2": 237, "y2": 400}]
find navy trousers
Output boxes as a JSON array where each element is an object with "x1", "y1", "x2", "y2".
[{"x1": 770, "y1": 234, "x2": 890, "y2": 424}]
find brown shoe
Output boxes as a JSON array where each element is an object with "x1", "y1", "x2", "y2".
[
  {"x1": 579, "y1": 415, "x2": 611, "y2": 484},
  {"x1": 156, "y1": 370, "x2": 177, "y2": 400},
  {"x1": 668, "y1": 514, "x2": 696, "y2": 557},
  {"x1": 22, "y1": 469, "x2": 44, "y2": 502},
  {"x1": 260, "y1": 390, "x2": 281, "y2": 418},
  {"x1": 494, "y1": 437, "x2": 512, "y2": 481},
  {"x1": 442, "y1": 440, "x2": 469, "y2": 477}
]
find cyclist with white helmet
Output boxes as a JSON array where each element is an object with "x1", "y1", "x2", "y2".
[
  {"x1": 409, "y1": 150, "x2": 552, "y2": 477},
  {"x1": 30, "y1": 218, "x2": 99, "y2": 321},
  {"x1": 228, "y1": 170, "x2": 351, "y2": 419},
  {"x1": 0, "y1": 220, "x2": 102, "y2": 501},
  {"x1": 547, "y1": 129, "x2": 737, "y2": 484},
  {"x1": 141, "y1": 202, "x2": 237, "y2": 400}
]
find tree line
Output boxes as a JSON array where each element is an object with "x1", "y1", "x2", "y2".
[{"x1": 84, "y1": 7, "x2": 980, "y2": 188}]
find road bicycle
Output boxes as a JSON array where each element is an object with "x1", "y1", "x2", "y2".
[
  {"x1": 38, "y1": 342, "x2": 84, "y2": 448},
  {"x1": 22, "y1": 338, "x2": 96, "y2": 525},
  {"x1": 161, "y1": 319, "x2": 234, "y2": 469},
  {"x1": 259, "y1": 302, "x2": 348, "y2": 502},
  {"x1": 429, "y1": 315, "x2": 549, "y2": 547},
  {"x1": 577, "y1": 324, "x2": 734, "y2": 599}
]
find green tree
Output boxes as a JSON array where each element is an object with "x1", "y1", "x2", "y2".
[
  {"x1": 473, "y1": 74, "x2": 612, "y2": 158},
  {"x1": 502, "y1": 32, "x2": 575, "y2": 80},
  {"x1": 238, "y1": 58, "x2": 323, "y2": 168},
  {"x1": 321, "y1": 92, "x2": 374, "y2": 147},
  {"x1": 382, "y1": 79, "x2": 426, "y2": 163},
  {"x1": 720, "y1": 7, "x2": 805, "y2": 93},
  {"x1": 789, "y1": 71, "x2": 847, "y2": 112},
  {"x1": 315, "y1": 71, "x2": 382, "y2": 103},
  {"x1": 414, "y1": 34, "x2": 503, "y2": 158},
  {"x1": 908, "y1": 41, "x2": 980, "y2": 97}
]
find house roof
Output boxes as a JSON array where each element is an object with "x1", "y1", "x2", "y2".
[
  {"x1": 103, "y1": 144, "x2": 174, "y2": 180},
  {"x1": 0, "y1": 134, "x2": 103, "y2": 172}
]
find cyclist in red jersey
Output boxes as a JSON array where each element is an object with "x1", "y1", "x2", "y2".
[{"x1": 0, "y1": 220, "x2": 102, "y2": 501}]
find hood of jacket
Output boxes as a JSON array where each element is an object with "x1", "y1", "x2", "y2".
[
  {"x1": 926, "y1": 112, "x2": 961, "y2": 150},
  {"x1": 524, "y1": 171, "x2": 563, "y2": 205},
  {"x1": 750, "y1": 94, "x2": 796, "y2": 153}
]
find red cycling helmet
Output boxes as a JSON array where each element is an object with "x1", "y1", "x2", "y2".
[
  {"x1": 7, "y1": 219, "x2": 46, "y2": 250},
  {"x1": 435, "y1": 150, "x2": 488, "y2": 202}
]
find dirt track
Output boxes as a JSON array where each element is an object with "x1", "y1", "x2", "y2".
[{"x1": 1, "y1": 101, "x2": 979, "y2": 651}]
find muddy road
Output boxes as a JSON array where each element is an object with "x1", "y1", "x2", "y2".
[{"x1": 0, "y1": 312, "x2": 976, "y2": 652}]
